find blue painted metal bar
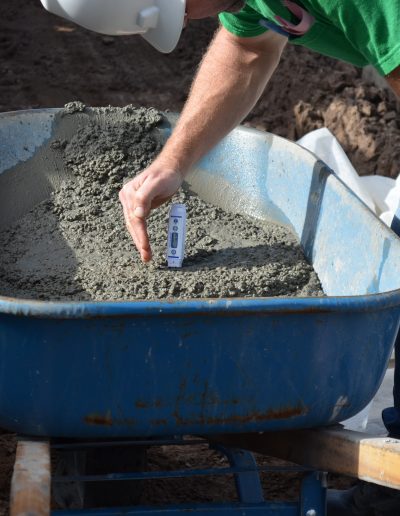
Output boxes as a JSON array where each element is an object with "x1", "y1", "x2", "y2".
[
  {"x1": 53, "y1": 463, "x2": 308, "y2": 484},
  {"x1": 52, "y1": 501, "x2": 299, "y2": 516},
  {"x1": 300, "y1": 472, "x2": 327, "y2": 516},
  {"x1": 211, "y1": 445, "x2": 264, "y2": 503}
]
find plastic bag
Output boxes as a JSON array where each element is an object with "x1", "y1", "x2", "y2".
[{"x1": 297, "y1": 128, "x2": 399, "y2": 227}]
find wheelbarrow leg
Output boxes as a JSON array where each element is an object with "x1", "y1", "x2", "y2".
[
  {"x1": 300, "y1": 471, "x2": 327, "y2": 516},
  {"x1": 211, "y1": 444, "x2": 264, "y2": 503},
  {"x1": 10, "y1": 438, "x2": 51, "y2": 516}
]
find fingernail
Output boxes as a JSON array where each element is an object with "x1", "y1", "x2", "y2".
[
  {"x1": 141, "y1": 251, "x2": 151, "y2": 263},
  {"x1": 134, "y1": 207, "x2": 145, "y2": 219}
]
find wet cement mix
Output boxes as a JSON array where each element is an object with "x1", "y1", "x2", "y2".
[{"x1": 0, "y1": 104, "x2": 323, "y2": 301}]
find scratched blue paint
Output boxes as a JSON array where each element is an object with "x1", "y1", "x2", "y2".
[
  {"x1": 0, "y1": 109, "x2": 400, "y2": 438},
  {"x1": 0, "y1": 110, "x2": 56, "y2": 173}
]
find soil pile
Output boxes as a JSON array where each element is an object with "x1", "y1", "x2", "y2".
[{"x1": 0, "y1": 104, "x2": 322, "y2": 301}]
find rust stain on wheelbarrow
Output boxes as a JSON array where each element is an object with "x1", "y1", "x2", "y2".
[
  {"x1": 83, "y1": 405, "x2": 307, "y2": 427},
  {"x1": 173, "y1": 405, "x2": 308, "y2": 426},
  {"x1": 135, "y1": 399, "x2": 163, "y2": 409},
  {"x1": 85, "y1": 412, "x2": 113, "y2": 426}
]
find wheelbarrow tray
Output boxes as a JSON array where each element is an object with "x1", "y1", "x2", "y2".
[{"x1": 0, "y1": 108, "x2": 399, "y2": 438}]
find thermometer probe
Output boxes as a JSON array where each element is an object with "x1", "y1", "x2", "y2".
[{"x1": 166, "y1": 203, "x2": 186, "y2": 268}]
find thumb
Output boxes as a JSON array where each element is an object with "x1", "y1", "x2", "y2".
[{"x1": 133, "y1": 178, "x2": 155, "y2": 219}]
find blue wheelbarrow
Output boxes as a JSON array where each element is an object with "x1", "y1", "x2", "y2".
[{"x1": 2, "y1": 108, "x2": 400, "y2": 515}]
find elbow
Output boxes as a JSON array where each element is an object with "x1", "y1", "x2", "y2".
[
  {"x1": 222, "y1": 27, "x2": 286, "y2": 72},
  {"x1": 386, "y1": 65, "x2": 400, "y2": 99}
]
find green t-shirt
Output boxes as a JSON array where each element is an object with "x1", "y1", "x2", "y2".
[{"x1": 219, "y1": 0, "x2": 400, "y2": 76}]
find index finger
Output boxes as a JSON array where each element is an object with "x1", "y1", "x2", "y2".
[
  {"x1": 119, "y1": 188, "x2": 152, "y2": 263},
  {"x1": 128, "y1": 210, "x2": 152, "y2": 263}
]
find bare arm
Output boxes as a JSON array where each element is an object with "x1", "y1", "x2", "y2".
[
  {"x1": 119, "y1": 27, "x2": 287, "y2": 262},
  {"x1": 386, "y1": 65, "x2": 400, "y2": 98},
  {"x1": 158, "y1": 27, "x2": 287, "y2": 173}
]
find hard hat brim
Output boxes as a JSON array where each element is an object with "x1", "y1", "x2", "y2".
[
  {"x1": 142, "y1": 0, "x2": 186, "y2": 53},
  {"x1": 40, "y1": 0, "x2": 186, "y2": 54}
]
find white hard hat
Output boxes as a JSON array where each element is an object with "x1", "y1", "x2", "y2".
[{"x1": 40, "y1": 0, "x2": 186, "y2": 53}]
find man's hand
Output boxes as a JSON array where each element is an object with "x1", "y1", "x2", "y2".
[{"x1": 119, "y1": 163, "x2": 183, "y2": 262}]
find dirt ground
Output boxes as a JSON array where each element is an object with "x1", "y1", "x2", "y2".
[
  {"x1": 1, "y1": 0, "x2": 399, "y2": 512},
  {"x1": 2, "y1": 0, "x2": 400, "y2": 176}
]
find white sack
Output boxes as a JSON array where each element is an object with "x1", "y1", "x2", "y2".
[{"x1": 297, "y1": 128, "x2": 400, "y2": 226}]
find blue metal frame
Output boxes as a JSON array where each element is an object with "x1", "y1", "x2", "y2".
[
  {"x1": 50, "y1": 438, "x2": 326, "y2": 516},
  {"x1": 53, "y1": 502, "x2": 301, "y2": 516}
]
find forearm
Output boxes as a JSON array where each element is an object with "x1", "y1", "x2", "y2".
[{"x1": 158, "y1": 27, "x2": 287, "y2": 174}]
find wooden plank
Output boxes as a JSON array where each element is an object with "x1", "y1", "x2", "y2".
[
  {"x1": 211, "y1": 427, "x2": 400, "y2": 490},
  {"x1": 10, "y1": 439, "x2": 51, "y2": 516}
]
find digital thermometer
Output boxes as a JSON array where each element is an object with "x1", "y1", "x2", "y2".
[{"x1": 166, "y1": 203, "x2": 186, "y2": 268}]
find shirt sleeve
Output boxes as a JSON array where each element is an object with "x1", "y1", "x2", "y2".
[
  {"x1": 219, "y1": 3, "x2": 268, "y2": 38},
  {"x1": 326, "y1": 0, "x2": 400, "y2": 76}
]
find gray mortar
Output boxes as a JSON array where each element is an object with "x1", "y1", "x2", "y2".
[{"x1": 0, "y1": 104, "x2": 323, "y2": 301}]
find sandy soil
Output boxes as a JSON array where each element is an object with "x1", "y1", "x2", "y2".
[
  {"x1": 0, "y1": 107, "x2": 322, "y2": 302},
  {"x1": 1, "y1": 0, "x2": 398, "y2": 511}
]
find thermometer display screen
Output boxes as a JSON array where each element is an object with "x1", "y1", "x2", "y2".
[{"x1": 171, "y1": 232, "x2": 179, "y2": 249}]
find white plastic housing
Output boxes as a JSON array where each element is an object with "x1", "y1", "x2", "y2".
[{"x1": 167, "y1": 204, "x2": 186, "y2": 268}]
